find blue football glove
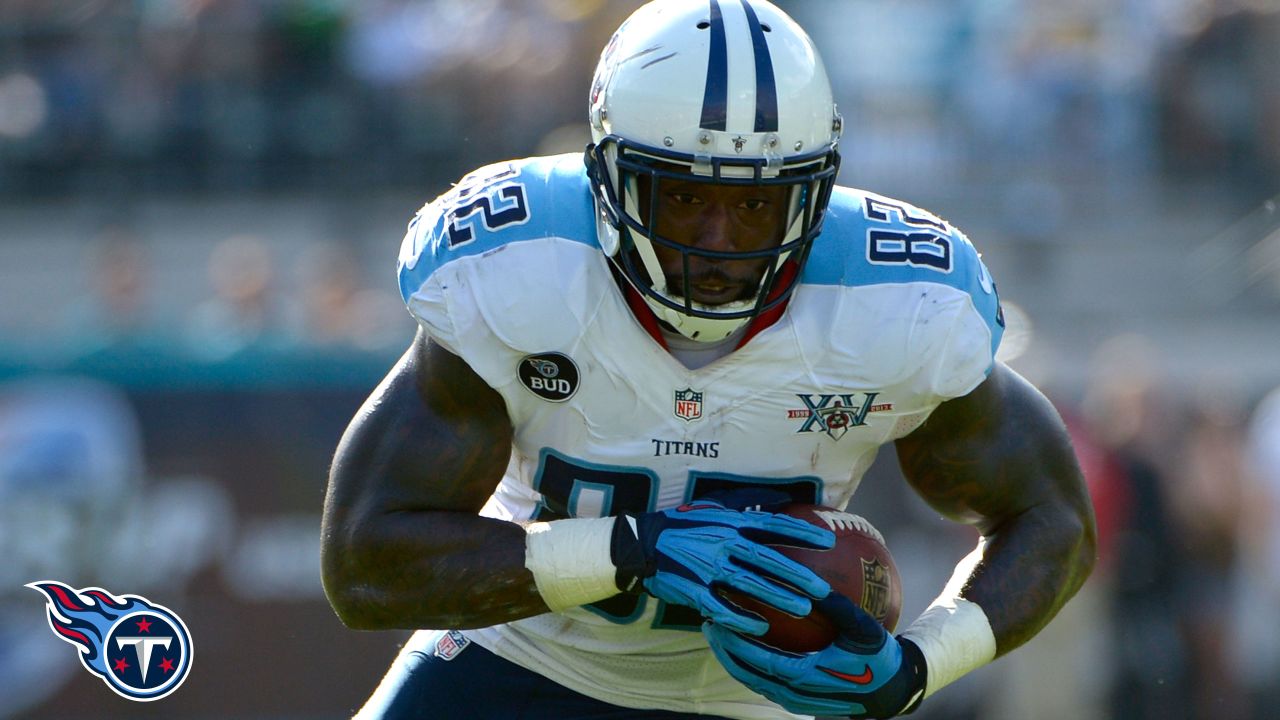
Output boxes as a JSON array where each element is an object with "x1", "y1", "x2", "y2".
[
  {"x1": 704, "y1": 592, "x2": 928, "y2": 718},
  {"x1": 611, "y1": 491, "x2": 835, "y2": 636}
]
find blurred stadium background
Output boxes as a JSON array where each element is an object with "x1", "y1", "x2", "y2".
[{"x1": 1, "y1": 1, "x2": 1277, "y2": 718}]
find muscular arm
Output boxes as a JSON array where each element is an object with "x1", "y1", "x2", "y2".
[
  {"x1": 894, "y1": 361, "x2": 1097, "y2": 656},
  {"x1": 321, "y1": 328, "x2": 549, "y2": 630}
]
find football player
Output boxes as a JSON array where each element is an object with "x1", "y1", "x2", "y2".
[{"x1": 321, "y1": 1, "x2": 1096, "y2": 718}]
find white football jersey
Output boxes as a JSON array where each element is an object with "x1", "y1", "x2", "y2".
[{"x1": 397, "y1": 153, "x2": 1004, "y2": 719}]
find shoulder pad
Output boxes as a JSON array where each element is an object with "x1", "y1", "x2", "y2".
[
  {"x1": 397, "y1": 154, "x2": 595, "y2": 304},
  {"x1": 806, "y1": 186, "x2": 1005, "y2": 355}
]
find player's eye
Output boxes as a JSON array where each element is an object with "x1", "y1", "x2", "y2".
[
  {"x1": 739, "y1": 198, "x2": 770, "y2": 211},
  {"x1": 667, "y1": 192, "x2": 703, "y2": 206}
]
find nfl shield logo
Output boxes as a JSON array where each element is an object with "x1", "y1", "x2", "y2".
[
  {"x1": 860, "y1": 559, "x2": 892, "y2": 623},
  {"x1": 433, "y1": 630, "x2": 470, "y2": 661},
  {"x1": 674, "y1": 388, "x2": 703, "y2": 422}
]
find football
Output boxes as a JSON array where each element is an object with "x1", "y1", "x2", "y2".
[{"x1": 721, "y1": 504, "x2": 902, "y2": 653}]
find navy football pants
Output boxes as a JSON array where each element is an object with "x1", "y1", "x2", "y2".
[{"x1": 354, "y1": 630, "x2": 733, "y2": 719}]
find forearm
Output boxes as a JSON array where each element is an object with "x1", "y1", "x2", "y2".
[
  {"x1": 894, "y1": 500, "x2": 1094, "y2": 702},
  {"x1": 322, "y1": 508, "x2": 549, "y2": 630},
  {"x1": 960, "y1": 500, "x2": 1096, "y2": 655},
  {"x1": 320, "y1": 333, "x2": 546, "y2": 630},
  {"x1": 894, "y1": 363, "x2": 1098, "y2": 698}
]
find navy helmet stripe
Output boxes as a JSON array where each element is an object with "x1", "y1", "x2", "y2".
[
  {"x1": 740, "y1": 0, "x2": 778, "y2": 133},
  {"x1": 699, "y1": 0, "x2": 728, "y2": 131}
]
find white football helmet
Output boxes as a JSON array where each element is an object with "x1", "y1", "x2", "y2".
[{"x1": 586, "y1": 0, "x2": 842, "y2": 342}]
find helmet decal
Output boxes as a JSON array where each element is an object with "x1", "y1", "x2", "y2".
[
  {"x1": 740, "y1": 0, "x2": 779, "y2": 133},
  {"x1": 700, "y1": 0, "x2": 728, "y2": 131},
  {"x1": 700, "y1": 0, "x2": 780, "y2": 134}
]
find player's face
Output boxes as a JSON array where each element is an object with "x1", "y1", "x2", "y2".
[{"x1": 641, "y1": 175, "x2": 790, "y2": 306}]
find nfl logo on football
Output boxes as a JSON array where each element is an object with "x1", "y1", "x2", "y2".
[
  {"x1": 860, "y1": 559, "x2": 892, "y2": 623},
  {"x1": 673, "y1": 388, "x2": 703, "y2": 422}
]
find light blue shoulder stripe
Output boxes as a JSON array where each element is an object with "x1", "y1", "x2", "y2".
[
  {"x1": 804, "y1": 186, "x2": 1005, "y2": 356},
  {"x1": 397, "y1": 153, "x2": 598, "y2": 304}
]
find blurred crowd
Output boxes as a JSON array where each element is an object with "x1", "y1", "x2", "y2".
[
  {"x1": 0, "y1": 0, "x2": 623, "y2": 196},
  {"x1": 0, "y1": 0, "x2": 1276, "y2": 199},
  {"x1": 64, "y1": 224, "x2": 409, "y2": 359},
  {"x1": 970, "y1": 336, "x2": 1280, "y2": 720},
  {"x1": 1, "y1": 1, "x2": 1278, "y2": 719}
]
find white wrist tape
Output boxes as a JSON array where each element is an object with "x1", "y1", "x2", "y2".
[
  {"x1": 899, "y1": 545, "x2": 997, "y2": 698},
  {"x1": 524, "y1": 517, "x2": 620, "y2": 612}
]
